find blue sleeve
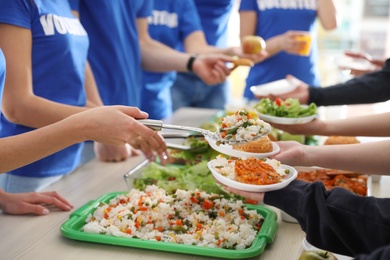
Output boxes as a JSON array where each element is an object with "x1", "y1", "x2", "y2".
[
  {"x1": 179, "y1": 0, "x2": 203, "y2": 42},
  {"x1": 68, "y1": 0, "x2": 80, "y2": 12},
  {"x1": 239, "y1": 0, "x2": 257, "y2": 11},
  {"x1": 0, "y1": 0, "x2": 32, "y2": 29},
  {"x1": 137, "y1": 0, "x2": 152, "y2": 18}
]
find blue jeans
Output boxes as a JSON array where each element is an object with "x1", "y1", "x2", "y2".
[{"x1": 171, "y1": 73, "x2": 230, "y2": 111}]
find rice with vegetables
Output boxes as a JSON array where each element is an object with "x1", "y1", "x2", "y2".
[
  {"x1": 217, "y1": 110, "x2": 271, "y2": 144},
  {"x1": 83, "y1": 185, "x2": 263, "y2": 249}
]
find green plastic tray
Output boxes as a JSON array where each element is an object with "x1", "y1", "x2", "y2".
[{"x1": 61, "y1": 192, "x2": 278, "y2": 259}]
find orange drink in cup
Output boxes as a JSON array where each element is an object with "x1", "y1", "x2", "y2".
[{"x1": 295, "y1": 32, "x2": 312, "y2": 56}]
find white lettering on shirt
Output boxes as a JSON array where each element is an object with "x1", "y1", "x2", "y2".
[
  {"x1": 257, "y1": 0, "x2": 317, "y2": 11},
  {"x1": 147, "y1": 10, "x2": 178, "y2": 28},
  {"x1": 40, "y1": 14, "x2": 87, "y2": 36}
]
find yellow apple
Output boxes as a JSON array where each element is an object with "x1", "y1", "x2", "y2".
[{"x1": 242, "y1": 35, "x2": 266, "y2": 54}]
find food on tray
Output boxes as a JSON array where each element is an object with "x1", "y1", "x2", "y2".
[
  {"x1": 254, "y1": 98, "x2": 317, "y2": 118},
  {"x1": 324, "y1": 135, "x2": 360, "y2": 145},
  {"x1": 210, "y1": 155, "x2": 288, "y2": 185},
  {"x1": 165, "y1": 136, "x2": 220, "y2": 165},
  {"x1": 297, "y1": 168, "x2": 368, "y2": 196},
  {"x1": 216, "y1": 110, "x2": 270, "y2": 145},
  {"x1": 232, "y1": 135, "x2": 273, "y2": 153},
  {"x1": 132, "y1": 160, "x2": 250, "y2": 202},
  {"x1": 82, "y1": 185, "x2": 264, "y2": 250}
]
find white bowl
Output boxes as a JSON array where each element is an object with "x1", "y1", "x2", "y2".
[
  {"x1": 208, "y1": 160, "x2": 297, "y2": 192},
  {"x1": 280, "y1": 211, "x2": 298, "y2": 223},
  {"x1": 250, "y1": 78, "x2": 299, "y2": 96},
  {"x1": 257, "y1": 113, "x2": 317, "y2": 125},
  {"x1": 302, "y1": 238, "x2": 352, "y2": 260}
]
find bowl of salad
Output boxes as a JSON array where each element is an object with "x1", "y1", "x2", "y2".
[{"x1": 253, "y1": 98, "x2": 317, "y2": 125}]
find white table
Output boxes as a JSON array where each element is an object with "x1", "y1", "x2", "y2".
[{"x1": 0, "y1": 107, "x2": 388, "y2": 260}]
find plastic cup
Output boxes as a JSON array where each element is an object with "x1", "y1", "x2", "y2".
[{"x1": 295, "y1": 33, "x2": 312, "y2": 56}]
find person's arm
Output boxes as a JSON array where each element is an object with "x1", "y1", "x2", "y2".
[
  {"x1": 179, "y1": 1, "x2": 266, "y2": 66},
  {"x1": 265, "y1": 180, "x2": 390, "y2": 257},
  {"x1": 0, "y1": 106, "x2": 167, "y2": 173},
  {"x1": 0, "y1": 24, "x2": 88, "y2": 128},
  {"x1": 317, "y1": 0, "x2": 338, "y2": 30},
  {"x1": 271, "y1": 140, "x2": 390, "y2": 175},
  {"x1": 239, "y1": 11, "x2": 314, "y2": 59},
  {"x1": 271, "y1": 111, "x2": 390, "y2": 138},
  {"x1": 309, "y1": 59, "x2": 390, "y2": 105},
  {"x1": 137, "y1": 18, "x2": 232, "y2": 85}
]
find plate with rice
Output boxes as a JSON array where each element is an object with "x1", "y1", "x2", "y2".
[
  {"x1": 61, "y1": 185, "x2": 278, "y2": 259},
  {"x1": 208, "y1": 156, "x2": 297, "y2": 192}
]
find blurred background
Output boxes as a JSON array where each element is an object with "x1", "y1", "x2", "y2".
[{"x1": 228, "y1": 0, "x2": 390, "y2": 97}]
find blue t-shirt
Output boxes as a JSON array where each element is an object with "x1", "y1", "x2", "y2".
[
  {"x1": 69, "y1": 0, "x2": 152, "y2": 107},
  {"x1": 0, "y1": 0, "x2": 89, "y2": 177},
  {"x1": 141, "y1": 0, "x2": 202, "y2": 119},
  {"x1": 193, "y1": 0, "x2": 235, "y2": 47},
  {"x1": 171, "y1": 0, "x2": 234, "y2": 109},
  {"x1": 240, "y1": 0, "x2": 320, "y2": 100}
]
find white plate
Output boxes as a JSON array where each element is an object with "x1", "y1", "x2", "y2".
[
  {"x1": 204, "y1": 135, "x2": 280, "y2": 158},
  {"x1": 334, "y1": 56, "x2": 375, "y2": 71},
  {"x1": 208, "y1": 160, "x2": 297, "y2": 192},
  {"x1": 250, "y1": 78, "x2": 299, "y2": 96},
  {"x1": 302, "y1": 238, "x2": 352, "y2": 260},
  {"x1": 257, "y1": 113, "x2": 316, "y2": 125}
]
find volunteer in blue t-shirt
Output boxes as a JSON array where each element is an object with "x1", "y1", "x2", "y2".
[
  {"x1": 69, "y1": 0, "x2": 148, "y2": 107},
  {"x1": 170, "y1": 0, "x2": 236, "y2": 111},
  {"x1": 141, "y1": 0, "x2": 202, "y2": 119},
  {"x1": 239, "y1": 0, "x2": 337, "y2": 100},
  {"x1": 0, "y1": 0, "x2": 92, "y2": 192}
]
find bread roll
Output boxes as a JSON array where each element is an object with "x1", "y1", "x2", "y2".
[
  {"x1": 231, "y1": 58, "x2": 254, "y2": 67},
  {"x1": 324, "y1": 136, "x2": 360, "y2": 145},
  {"x1": 232, "y1": 135, "x2": 273, "y2": 153}
]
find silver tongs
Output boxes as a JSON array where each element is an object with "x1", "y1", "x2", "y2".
[
  {"x1": 138, "y1": 119, "x2": 216, "y2": 139},
  {"x1": 138, "y1": 119, "x2": 270, "y2": 145}
]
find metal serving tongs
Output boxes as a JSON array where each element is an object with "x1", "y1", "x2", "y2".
[{"x1": 138, "y1": 119, "x2": 270, "y2": 145}]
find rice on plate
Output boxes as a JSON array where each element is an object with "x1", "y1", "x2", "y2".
[
  {"x1": 83, "y1": 185, "x2": 264, "y2": 250},
  {"x1": 210, "y1": 155, "x2": 288, "y2": 183}
]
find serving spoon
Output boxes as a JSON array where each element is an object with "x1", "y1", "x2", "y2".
[{"x1": 138, "y1": 119, "x2": 270, "y2": 145}]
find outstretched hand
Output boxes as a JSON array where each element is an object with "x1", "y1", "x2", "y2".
[
  {"x1": 69, "y1": 106, "x2": 168, "y2": 164},
  {"x1": 270, "y1": 141, "x2": 306, "y2": 166},
  {"x1": 341, "y1": 51, "x2": 384, "y2": 77},
  {"x1": 254, "y1": 75, "x2": 310, "y2": 104},
  {"x1": 0, "y1": 190, "x2": 73, "y2": 215},
  {"x1": 192, "y1": 53, "x2": 233, "y2": 85}
]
